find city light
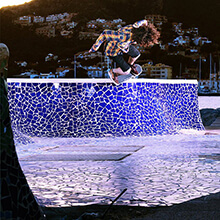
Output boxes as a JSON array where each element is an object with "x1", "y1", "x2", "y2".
[{"x1": 0, "y1": 0, "x2": 33, "y2": 9}]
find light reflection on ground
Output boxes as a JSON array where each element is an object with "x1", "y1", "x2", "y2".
[{"x1": 16, "y1": 133, "x2": 220, "y2": 207}]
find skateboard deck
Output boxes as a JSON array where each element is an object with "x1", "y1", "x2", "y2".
[{"x1": 117, "y1": 64, "x2": 142, "y2": 84}]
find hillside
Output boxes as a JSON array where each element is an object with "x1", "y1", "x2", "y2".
[
  {"x1": 1, "y1": 0, "x2": 219, "y2": 43},
  {"x1": 162, "y1": 0, "x2": 220, "y2": 44},
  {"x1": 0, "y1": 0, "x2": 219, "y2": 78}
]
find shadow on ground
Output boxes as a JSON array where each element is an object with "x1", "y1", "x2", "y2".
[{"x1": 42, "y1": 192, "x2": 220, "y2": 220}]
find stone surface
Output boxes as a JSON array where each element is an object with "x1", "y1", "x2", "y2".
[
  {"x1": 15, "y1": 134, "x2": 220, "y2": 209},
  {"x1": 7, "y1": 80, "x2": 204, "y2": 139}
]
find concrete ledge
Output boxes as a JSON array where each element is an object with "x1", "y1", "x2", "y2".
[
  {"x1": 7, "y1": 78, "x2": 198, "y2": 84},
  {"x1": 8, "y1": 80, "x2": 204, "y2": 139}
]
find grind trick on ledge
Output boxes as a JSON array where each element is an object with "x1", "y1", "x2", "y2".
[
  {"x1": 89, "y1": 19, "x2": 160, "y2": 85},
  {"x1": 116, "y1": 63, "x2": 143, "y2": 85}
]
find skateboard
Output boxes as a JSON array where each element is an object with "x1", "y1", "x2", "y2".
[
  {"x1": 108, "y1": 64, "x2": 142, "y2": 85},
  {"x1": 118, "y1": 64, "x2": 142, "y2": 84}
]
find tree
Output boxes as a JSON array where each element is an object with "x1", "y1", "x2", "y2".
[
  {"x1": 160, "y1": 22, "x2": 177, "y2": 44},
  {"x1": 149, "y1": 44, "x2": 164, "y2": 64},
  {"x1": 200, "y1": 43, "x2": 219, "y2": 55}
]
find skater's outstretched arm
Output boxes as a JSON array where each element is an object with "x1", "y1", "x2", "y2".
[
  {"x1": 133, "y1": 19, "x2": 148, "y2": 28},
  {"x1": 89, "y1": 30, "x2": 116, "y2": 53}
]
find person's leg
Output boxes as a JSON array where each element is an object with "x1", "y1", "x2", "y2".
[
  {"x1": 127, "y1": 45, "x2": 141, "y2": 76},
  {"x1": 111, "y1": 55, "x2": 131, "y2": 76},
  {"x1": 108, "y1": 55, "x2": 131, "y2": 84},
  {"x1": 127, "y1": 45, "x2": 141, "y2": 66},
  {"x1": 128, "y1": 54, "x2": 140, "y2": 66},
  {"x1": 108, "y1": 45, "x2": 141, "y2": 83}
]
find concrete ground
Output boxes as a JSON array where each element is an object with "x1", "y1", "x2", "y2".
[
  {"x1": 15, "y1": 126, "x2": 220, "y2": 220},
  {"x1": 41, "y1": 192, "x2": 220, "y2": 220}
]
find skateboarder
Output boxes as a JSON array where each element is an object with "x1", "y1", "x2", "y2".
[{"x1": 89, "y1": 19, "x2": 160, "y2": 84}]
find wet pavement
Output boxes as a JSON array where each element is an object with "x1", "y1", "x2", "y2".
[{"x1": 16, "y1": 131, "x2": 220, "y2": 208}]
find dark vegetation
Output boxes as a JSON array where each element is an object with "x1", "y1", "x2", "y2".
[{"x1": 0, "y1": 0, "x2": 219, "y2": 78}]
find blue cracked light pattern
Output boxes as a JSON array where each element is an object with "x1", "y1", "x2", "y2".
[{"x1": 8, "y1": 81, "x2": 204, "y2": 140}]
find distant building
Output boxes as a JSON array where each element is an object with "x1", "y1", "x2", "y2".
[
  {"x1": 20, "y1": 69, "x2": 38, "y2": 78},
  {"x1": 60, "y1": 30, "x2": 73, "y2": 38},
  {"x1": 79, "y1": 32, "x2": 100, "y2": 40},
  {"x1": 186, "y1": 27, "x2": 199, "y2": 37},
  {"x1": 199, "y1": 76, "x2": 220, "y2": 92},
  {"x1": 46, "y1": 14, "x2": 59, "y2": 23},
  {"x1": 112, "y1": 19, "x2": 124, "y2": 24},
  {"x1": 145, "y1": 15, "x2": 168, "y2": 29},
  {"x1": 15, "y1": 61, "x2": 28, "y2": 67},
  {"x1": 14, "y1": 16, "x2": 32, "y2": 26},
  {"x1": 29, "y1": 70, "x2": 70, "y2": 79},
  {"x1": 66, "y1": 21, "x2": 77, "y2": 29},
  {"x1": 85, "y1": 66, "x2": 103, "y2": 78},
  {"x1": 172, "y1": 23, "x2": 199, "y2": 37},
  {"x1": 141, "y1": 63, "x2": 172, "y2": 79},
  {"x1": 172, "y1": 22, "x2": 183, "y2": 35},
  {"x1": 45, "y1": 53, "x2": 58, "y2": 62},
  {"x1": 76, "y1": 51, "x2": 103, "y2": 60},
  {"x1": 173, "y1": 35, "x2": 190, "y2": 46},
  {"x1": 159, "y1": 43, "x2": 166, "y2": 50},
  {"x1": 87, "y1": 23, "x2": 97, "y2": 29},
  {"x1": 55, "y1": 67, "x2": 71, "y2": 77},
  {"x1": 169, "y1": 50, "x2": 186, "y2": 56},
  {"x1": 33, "y1": 16, "x2": 45, "y2": 23},
  {"x1": 87, "y1": 18, "x2": 126, "y2": 30},
  {"x1": 36, "y1": 26, "x2": 56, "y2": 38},
  {"x1": 193, "y1": 37, "x2": 212, "y2": 46},
  {"x1": 38, "y1": 72, "x2": 56, "y2": 78},
  {"x1": 182, "y1": 67, "x2": 198, "y2": 79}
]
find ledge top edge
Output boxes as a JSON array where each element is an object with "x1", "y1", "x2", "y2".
[{"x1": 7, "y1": 78, "x2": 198, "y2": 84}]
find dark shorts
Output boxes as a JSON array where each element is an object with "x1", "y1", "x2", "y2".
[{"x1": 110, "y1": 45, "x2": 140, "y2": 72}]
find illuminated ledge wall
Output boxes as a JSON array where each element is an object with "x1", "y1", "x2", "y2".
[{"x1": 7, "y1": 78, "x2": 204, "y2": 139}]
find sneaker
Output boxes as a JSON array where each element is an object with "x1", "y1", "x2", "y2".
[
  {"x1": 130, "y1": 64, "x2": 139, "y2": 76},
  {"x1": 108, "y1": 69, "x2": 119, "y2": 85}
]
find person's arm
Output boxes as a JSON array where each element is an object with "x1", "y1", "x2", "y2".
[
  {"x1": 133, "y1": 19, "x2": 148, "y2": 28},
  {"x1": 89, "y1": 30, "x2": 114, "y2": 53},
  {"x1": 89, "y1": 32, "x2": 106, "y2": 52}
]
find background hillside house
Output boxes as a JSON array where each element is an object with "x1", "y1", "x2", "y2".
[
  {"x1": 36, "y1": 26, "x2": 56, "y2": 38},
  {"x1": 141, "y1": 63, "x2": 172, "y2": 79},
  {"x1": 145, "y1": 15, "x2": 168, "y2": 30}
]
